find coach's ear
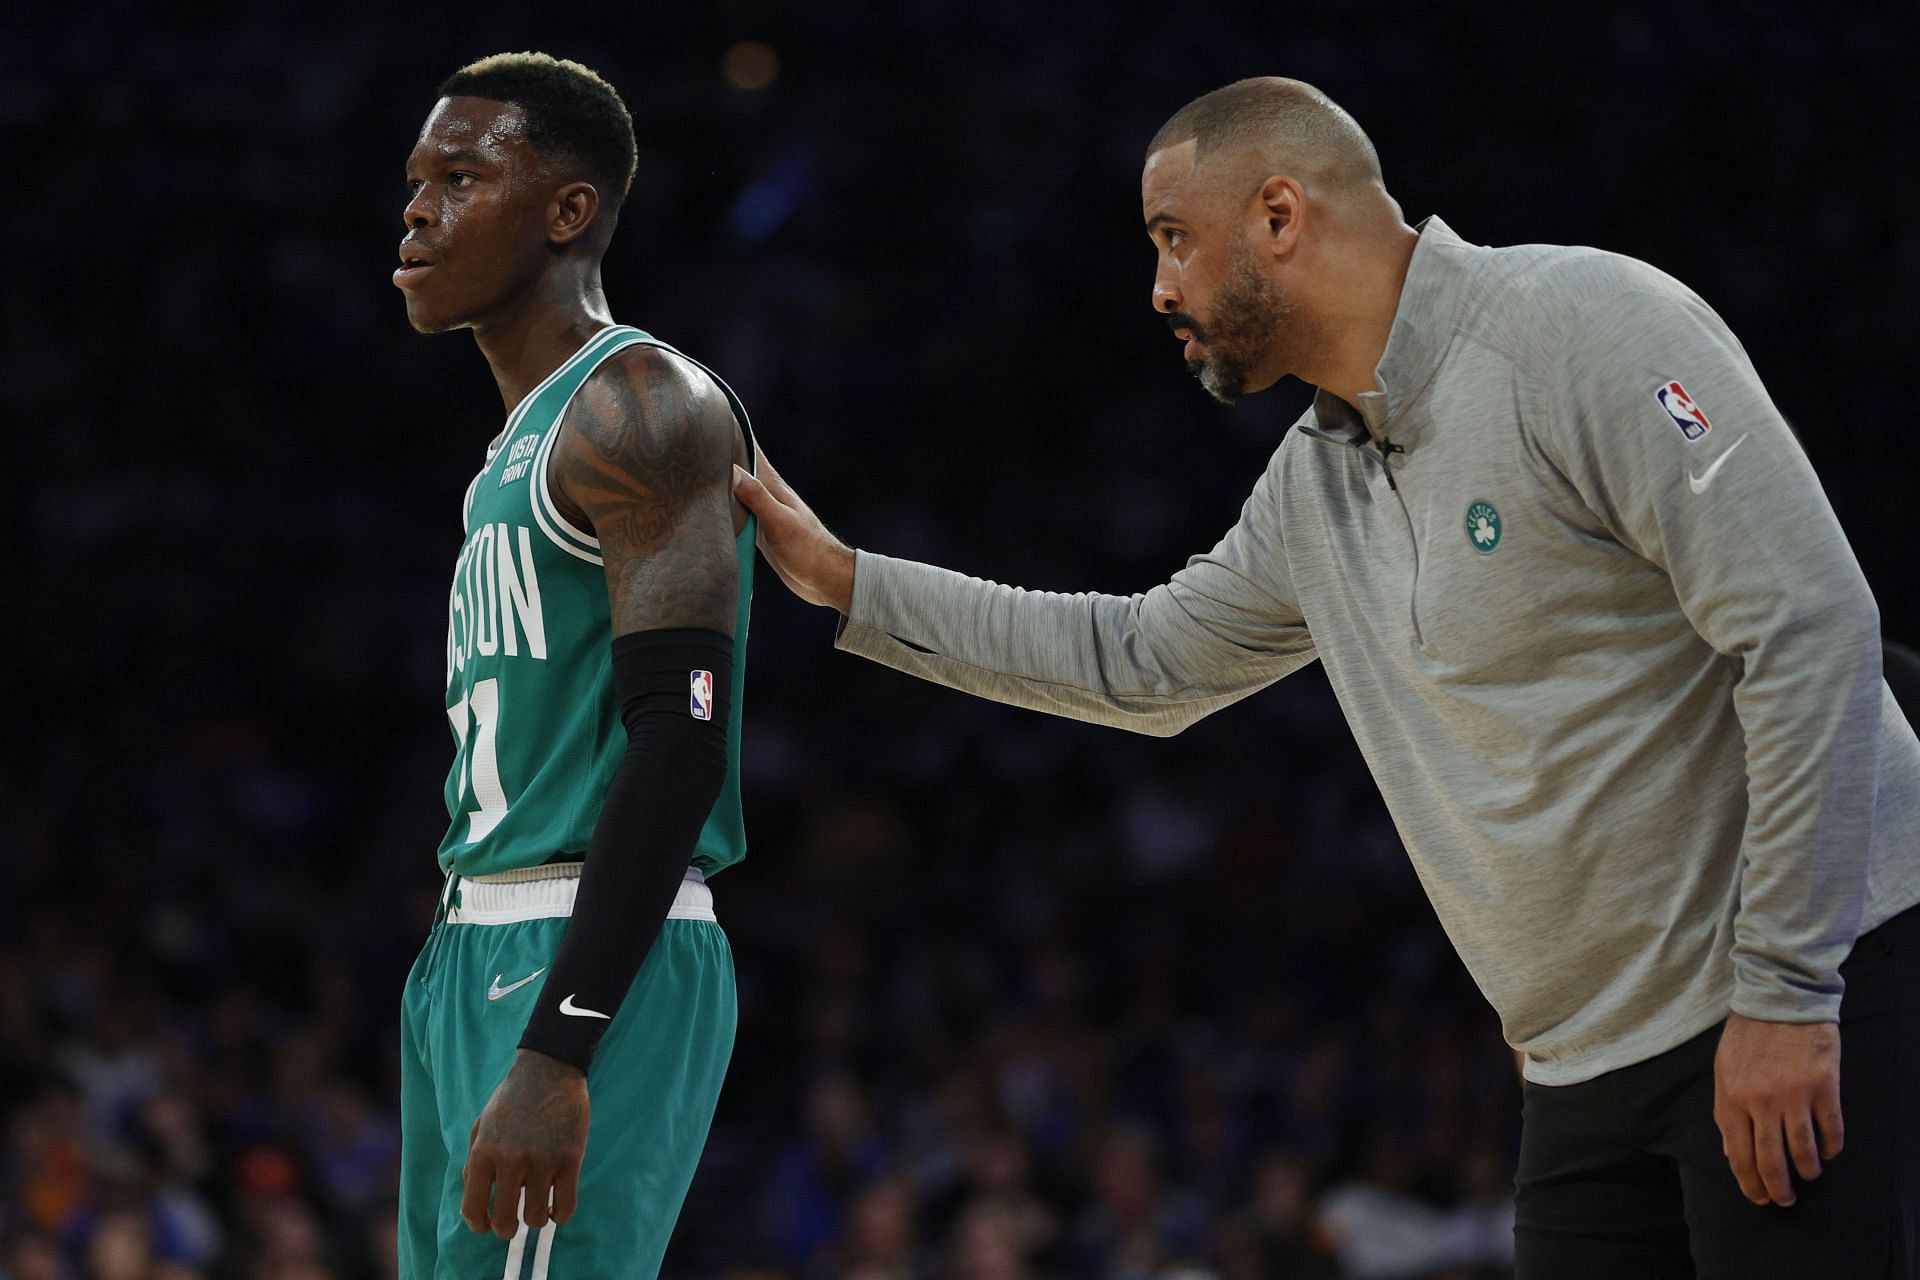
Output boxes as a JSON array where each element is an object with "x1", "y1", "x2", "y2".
[
  {"x1": 548, "y1": 181, "x2": 601, "y2": 248},
  {"x1": 1256, "y1": 173, "x2": 1307, "y2": 259}
]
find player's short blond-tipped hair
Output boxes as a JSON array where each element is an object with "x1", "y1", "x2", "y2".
[
  {"x1": 1148, "y1": 77, "x2": 1384, "y2": 190},
  {"x1": 439, "y1": 52, "x2": 638, "y2": 208}
]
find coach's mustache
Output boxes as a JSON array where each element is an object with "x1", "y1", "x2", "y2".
[{"x1": 1167, "y1": 313, "x2": 1210, "y2": 343}]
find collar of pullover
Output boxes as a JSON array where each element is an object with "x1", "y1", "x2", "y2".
[{"x1": 1304, "y1": 214, "x2": 1468, "y2": 451}]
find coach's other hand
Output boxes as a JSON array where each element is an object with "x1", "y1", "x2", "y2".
[
  {"x1": 461, "y1": 1049, "x2": 590, "y2": 1238},
  {"x1": 733, "y1": 453, "x2": 856, "y2": 614},
  {"x1": 1713, "y1": 1013, "x2": 1843, "y2": 1207}
]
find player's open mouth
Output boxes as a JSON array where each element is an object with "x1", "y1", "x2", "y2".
[{"x1": 395, "y1": 241, "x2": 440, "y2": 288}]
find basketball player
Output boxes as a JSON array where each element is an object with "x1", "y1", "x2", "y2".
[
  {"x1": 735, "y1": 78, "x2": 1920, "y2": 1277},
  {"x1": 392, "y1": 54, "x2": 756, "y2": 1280}
]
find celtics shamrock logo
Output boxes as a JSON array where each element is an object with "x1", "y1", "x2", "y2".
[{"x1": 1465, "y1": 501, "x2": 1502, "y2": 554}]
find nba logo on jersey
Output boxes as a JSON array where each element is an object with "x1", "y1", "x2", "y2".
[
  {"x1": 1654, "y1": 379, "x2": 1712, "y2": 441},
  {"x1": 690, "y1": 670, "x2": 714, "y2": 721}
]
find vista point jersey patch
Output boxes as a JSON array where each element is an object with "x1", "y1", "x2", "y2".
[
  {"x1": 1655, "y1": 379, "x2": 1712, "y2": 441},
  {"x1": 690, "y1": 669, "x2": 714, "y2": 721}
]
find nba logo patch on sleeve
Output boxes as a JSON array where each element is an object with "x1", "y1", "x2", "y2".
[
  {"x1": 1654, "y1": 379, "x2": 1712, "y2": 441},
  {"x1": 689, "y1": 670, "x2": 714, "y2": 721}
]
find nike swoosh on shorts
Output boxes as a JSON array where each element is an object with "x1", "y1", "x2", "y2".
[{"x1": 486, "y1": 968, "x2": 546, "y2": 1001}]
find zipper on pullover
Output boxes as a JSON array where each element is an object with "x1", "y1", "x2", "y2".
[{"x1": 1370, "y1": 435, "x2": 1427, "y2": 648}]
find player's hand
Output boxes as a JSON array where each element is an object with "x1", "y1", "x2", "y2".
[
  {"x1": 731, "y1": 451, "x2": 856, "y2": 614},
  {"x1": 1712, "y1": 1013, "x2": 1843, "y2": 1207},
  {"x1": 461, "y1": 1049, "x2": 590, "y2": 1238}
]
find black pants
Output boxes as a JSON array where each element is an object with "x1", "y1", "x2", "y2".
[{"x1": 1514, "y1": 902, "x2": 1919, "y2": 1279}]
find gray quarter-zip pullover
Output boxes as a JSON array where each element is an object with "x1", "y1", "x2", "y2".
[{"x1": 835, "y1": 216, "x2": 1920, "y2": 1085}]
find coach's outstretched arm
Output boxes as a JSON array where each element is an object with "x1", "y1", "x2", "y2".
[{"x1": 733, "y1": 452, "x2": 1317, "y2": 736}]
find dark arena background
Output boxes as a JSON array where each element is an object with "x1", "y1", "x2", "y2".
[{"x1": 3, "y1": 3, "x2": 1915, "y2": 1278}]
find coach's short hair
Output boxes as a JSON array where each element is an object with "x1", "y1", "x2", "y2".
[
  {"x1": 439, "y1": 52, "x2": 637, "y2": 209},
  {"x1": 1148, "y1": 77, "x2": 1383, "y2": 188}
]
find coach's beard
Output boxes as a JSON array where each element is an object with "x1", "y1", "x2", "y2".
[{"x1": 1182, "y1": 246, "x2": 1293, "y2": 406}]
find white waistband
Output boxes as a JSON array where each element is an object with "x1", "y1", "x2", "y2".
[{"x1": 444, "y1": 864, "x2": 714, "y2": 926}]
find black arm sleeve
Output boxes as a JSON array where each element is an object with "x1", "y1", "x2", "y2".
[{"x1": 518, "y1": 627, "x2": 733, "y2": 1072}]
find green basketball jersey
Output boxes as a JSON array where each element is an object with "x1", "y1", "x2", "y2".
[{"x1": 437, "y1": 325, "x2": 754, "y2": 878}]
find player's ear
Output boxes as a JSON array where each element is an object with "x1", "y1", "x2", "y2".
[{"x1": 548, "y1": 182, "x2": 601, "y2": 248}]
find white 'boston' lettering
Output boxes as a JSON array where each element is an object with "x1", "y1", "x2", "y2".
[
  {"x1": 497, "y1": 525, "x2": 547, "y2": 659},
  {"x1": 446, "y1": 578, "x2": 462, "y2": 686},
  {"x1": 472, "y1": 524, "x2": 499, "y2": 656},
  {"x1": 447, "y1": 541, "x2": 472, "y2": 683},
  {"x1": 446, "y1": 525, "x2": 549, "y2": 686},
  {"x1": 464, "y1": 536, "x2": 483, "y2": 662}
]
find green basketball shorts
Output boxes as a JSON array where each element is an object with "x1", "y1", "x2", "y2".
[{"x1": 397, "y1": 865, "x2": 736, "y2": 1280}]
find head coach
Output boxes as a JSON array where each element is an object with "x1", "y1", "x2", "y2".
[{"x1": 735, "y1": 77, "x2": 1920, "y2": 1278}]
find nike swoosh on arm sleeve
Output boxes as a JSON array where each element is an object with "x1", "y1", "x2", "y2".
[
  {"x1": 834, "y1": 451, "x2": 1319, "y2": 736},
  {"x1": 1542, "y1": 286, "x2": 1884, "y2": 1023}
]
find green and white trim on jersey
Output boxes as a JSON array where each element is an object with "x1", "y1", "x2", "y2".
[
  {"x1": 459, "y1": 323, "x2": 628, "y2": 557},
  {"x1": 531, "y1": 424, "x2": 604, "y2": 565},
  {"x1": 528, "y1": 389, "x2": 605, "y2": 565}
]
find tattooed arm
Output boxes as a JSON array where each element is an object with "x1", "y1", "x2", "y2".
[
  {"x1": 550, "y1": 343, "x2": 745, "y2": 638},
  {"x1": 459, "y1": 343, "x2": 744, "y2": 1239}
]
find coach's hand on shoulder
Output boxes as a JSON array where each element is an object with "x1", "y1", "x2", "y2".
[
  {"x1": 1712, "y1": 1013, "x2": 1843, "y2": 1208},
  {"x1": 732, "y1": 452, "x2": 856, "y2": 614},
  {"x1": 461, "y1": 1049, "x2": 591, "y2": 1238}
]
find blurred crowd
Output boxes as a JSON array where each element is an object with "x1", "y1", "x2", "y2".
[
  {"x1": 3, "y1": 1, "x2": 1914, "y2": 1277},
  {"x1": 0, "y1": 707, "x2": 1523, "y2": 1280},
  {"x1": 0, "y1": 724, "x2": 1525, "y2": 1280}
]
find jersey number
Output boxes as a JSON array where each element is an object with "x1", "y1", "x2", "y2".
[{"x1": 447, "y1": 678, "x2": 509, "y2": 843}]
